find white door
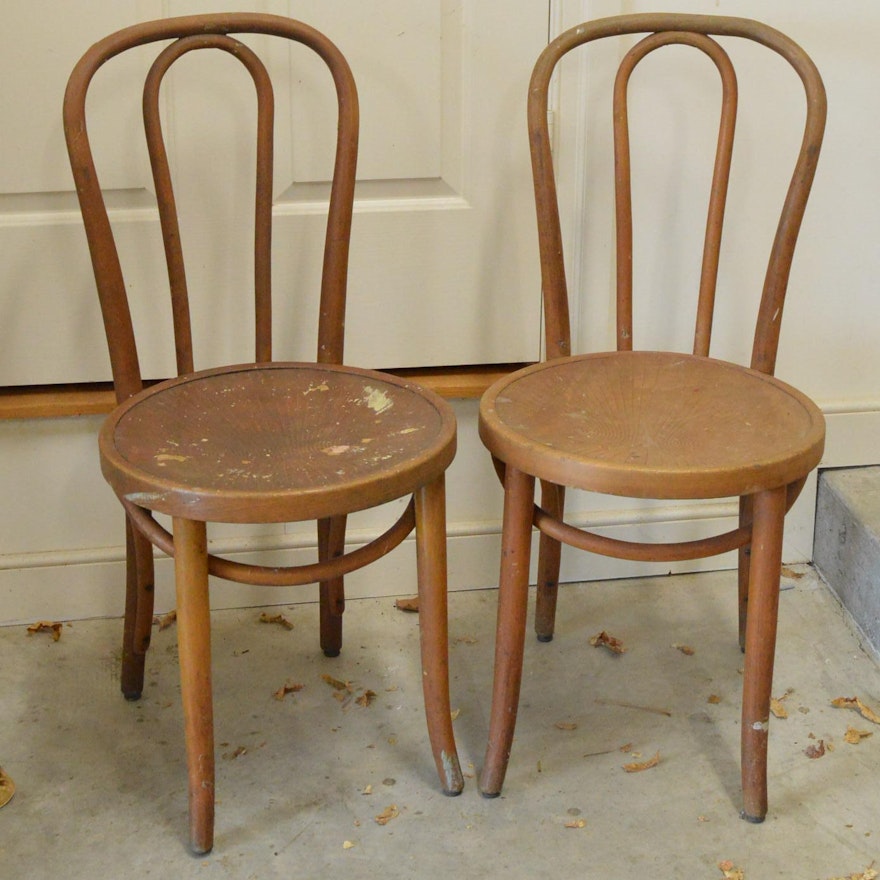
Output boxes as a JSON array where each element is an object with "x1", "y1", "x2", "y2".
[{"x1": 0, "y1": 0, "x2": 550, "y2": 385}]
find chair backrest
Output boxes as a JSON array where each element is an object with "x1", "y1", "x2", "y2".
[
  {"x1": 528, "y1": 14, "x2": 826, "y2": 374},
  {"x1": 64, "y1": 13, "x2": 358, "y2": 403}
]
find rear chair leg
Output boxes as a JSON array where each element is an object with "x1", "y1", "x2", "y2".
[
  {"x1": 121, "y1": 517, "x2": 155, "y2": 700},
  {"x1": 318, "y1": 515, "x2": 347, "y2": 657},
  {"x1": 535, "y1": 481, "x2": 564, "y2": 642},
  {"x1": 737, "y1": 496, "x2": 753, "y2": 653}
]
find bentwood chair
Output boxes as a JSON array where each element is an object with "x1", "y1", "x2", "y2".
[
  {"x1": 479, "y1": 14, "x2": 825, "y2": 822},
  {"x1": 64, "y1": 14, "x2": 462, "y2": 853}
]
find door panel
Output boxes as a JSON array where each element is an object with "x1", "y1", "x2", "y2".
[{"x1": 0, "y1": 0, "x2": 549, "y2": 385}]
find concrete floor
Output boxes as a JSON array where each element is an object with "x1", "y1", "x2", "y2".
[{"x1": 1, "y1": 566, "x2": 878, "y2": 878}]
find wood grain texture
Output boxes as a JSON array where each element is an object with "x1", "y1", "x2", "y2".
[
  {"x1": 480, "y1": 351, "x2": 824, "y2": 499},
  {"x1": 102, "y1": 362, "x2": 455, "y2": 523}
]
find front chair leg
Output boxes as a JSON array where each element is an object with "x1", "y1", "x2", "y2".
[
  {"x1": 535, "y1": 481, "x2": 565, "y2": 642},
  {"x1": 121, "y1": 516, "x2": 156, "y2": 700},
  {"x1": 318, "y1": 515, "x2": 347, "y2": 657},
  {"x1": 413, "y1": 475, "x2": 463, "y2": 795},
  {"x1": 173, "y1": 517, "x2": 215, "y2": 854},
  {"x1": 480, "y1": 465, "x2": 536, "y2": 797},
  {"x1": 740, "y1": 486, "x2": 786, "y2": 823}
]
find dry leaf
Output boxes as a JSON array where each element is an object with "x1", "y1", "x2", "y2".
[
  {"x1": 622, "y1": 752, "x2": 660, "y2": 773},
  {"x1": 26, "y1": 621, "x2": 62, "y2": 641},
  {"x1": 374, "y1": 804, "x2": 399, "y2": 826},
  {"x1": 828, "y1": 868, "x2": 878, "y2": 880},
  {"x1": 619, "y1": 743, "x2": 633, "y2": 753},
  {"x1": 832, "y1": 696, "x2": 880, "y2": 725},
  {"x1": 222, "y1": 746, "x2": 248, "y2": 761},
  {"x1": 342, "y1": 840, "x2": 356, "y2": 850},
  {"x1": 780, "y1": 566, "x2": 805, "y2": 580},
  {"x1": 589, "y1": 631, "x2": 626, "y2": 654},
  {"x1": 273, "y1": 681, "x2": 304, "y2": 701},
  {"x1": 564, "y1": 819, "x2": 586, "y2": 829},
  {"x1": 355, "y1": 690, "x2": 377, "y2": 708},
  {"x1": 362, "y1": 784, "x2": 373, "y2": 795},
  {"x1": 844, "y1": 726, "x2": 873, "y2": 744},
  {"x1": 322, "y1": 673, "x2": 352, "y2": 692},
  {"x1": 672, "y1": 643, "x2": 695, "y2": 655},
  {"x1": 259, "y1": 612, "x2": 293, "y2": 630},
  {"x1": 770, "y1": 698, "x2": 789, "y2": 719},
  {"x1": 707, "y1": 694, "x2": 722, "y2": 704},
  {"x1": 450, "y1": 708, "x2": 461, "y2": 721},
  {"x1": 152, "y1": 611, "x2": 177, "y2": 630},
  {"x1": 555, "y1": 721, "x2": 578, "y2": 731},
  {"x1": 718, "y1": 861, "x2": 745, "y2": 880},
  {"x1": 395, "y1": 596, "x2": 420, "y2": 613},
  {"x1": 0, "y1": 767, "x2": 15, "y2": 809},
  {"x1": 804, "y1": 739, "x2": 826, "y2": 759}
]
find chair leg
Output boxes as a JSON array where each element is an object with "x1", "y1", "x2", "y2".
[
  {"x1": 318, "y1": 515, "x2": 347, "y2": 657},
  {"x1": 413, "y1": 475, "x2": 464, "y2": 796},
  {"x1": 737, "y1": 496, "x2": 753, "y2": 653},
  {"x1": 740, "y1": 486, "x2": 786, "y2": 824},
  {"x1": 173, "y1": 517, "x2": 215, "y2": 855},
  {"x1": 479, "y1": 465, "x2": 536, "y2": 797},
  {"x1": 535, "y1": 481, "x2": 565, "y2": 642},
  {"x1": 121, "y1": 517, "x2": 155, "y2": 700}
]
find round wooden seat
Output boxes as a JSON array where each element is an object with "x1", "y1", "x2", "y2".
[
  {"x1": 479, "y1": 351, "x2": 825, "y2": 500},
  {"x1": 101, "y1": 362, "x2": 456, "y2": 523}
]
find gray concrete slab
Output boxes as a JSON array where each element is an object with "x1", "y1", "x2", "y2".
[
  {"x1": 1, "y1": 568, "x2": 878, "y2": 878},
  {"x1": 815, "y1": 466, "x2": 880, "y2": 657}
]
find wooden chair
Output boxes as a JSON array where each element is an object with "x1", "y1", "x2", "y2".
[
  {"x1": 64, "y1": 13, "x2": 463, "y2": 853},
  {"x1": 478, "y1": 14, "x2": 826, "y2": 822}
]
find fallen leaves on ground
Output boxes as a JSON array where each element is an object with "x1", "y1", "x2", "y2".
[
  {"x1": 152, "y1": 611, "x2": 177, "y2": 630},
  {"x1": 450, "y1": 708, "x2": 461, "y2": 721},
  {"x1": 589, "y1": 631, "x2": 626, "y2": 654},
  {"x1": 672, "y1": 643, "x2": 695, "y2": 655},
  {"x1": 273, "y1": 681, "x2": 305, "y2": 701},
  {"x1": 780, "y1": 566, "x2": 805, "y2": 580},
  {"x1": 322, "y1": 673, "x2": 352, "y2": 692},
  {"x1": 374, "y1": 805, "x2": 399, "y2": 825},
  {"x1": 770, "y1": 699, "x2": 789, "y2": 719},
  {"x1": 564, "y1": 819, "x2": 586, "y2": 829},
  {"x1": 832, "y1": 696, "x2": 880, "y2": 725},
  {"x1": 622, "y1": 752, "x2": 660, "y2": 773},
  {"x1": 804, "y1": 739, "x2": 826, "y2": 759},
  {"x1": 395, "y1": 596, "x2": 419, "y2": 613},
  {"x1": 222, "y1": 746, "x2": 248, "y2": 761},
  {"x1": 259, "y1": 612, "x2": 293, "y2": 630},
  {"x1": 355, "y1": 690, "x2": 377, "y2": 708},
  {"x1": 707, "y1": 694, "x2": 722, "y2": 704},
  {"x1": 26, "y1": 621, "x2": 62, "y2": 641},
  {"x1": 718, "y1": 861, "x2": 745, "y2": 879},
  {"x1": 826, "y1": 866, "x2": 878, "y2": 880},
  {"x1": 342, "y1": 840, "x2": 356, "y2": 850},
  {"x1": 0, "y1": 767, "x2": 15, "y2": 809},
  {"x1": 555, "y1": 721, "x2": 578, "y2": 731},
  {"x1": 844, "y1": 726, "x2": 873, "y2": 744}
]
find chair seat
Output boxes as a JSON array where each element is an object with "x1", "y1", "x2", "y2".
[
  {"x1": 100, "y1": 362, "x2": 456, "y2": 523},
  {"x1": 479, "y1": 351, "x2": 825, "y2": 500}
]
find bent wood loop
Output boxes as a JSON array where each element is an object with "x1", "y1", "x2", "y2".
[
  {"x1": 63, "y1": 13, "x2": 359, "y2": 403},
  {"x1": 528, "y1": 13, "x2": 826, "y2": 372}
]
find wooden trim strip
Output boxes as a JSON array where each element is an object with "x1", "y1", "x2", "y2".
[{"x1": 0, "y1": 363, "x2": 530, "y2": 420}]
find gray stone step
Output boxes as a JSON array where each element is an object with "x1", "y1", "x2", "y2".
[{"x1": 814, "y1": 466, "x2": 880, "y2": 657}]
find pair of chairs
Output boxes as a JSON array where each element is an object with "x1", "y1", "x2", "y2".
[{"x1": 64, "y1": 12, "x2": 825, "y2": 853}]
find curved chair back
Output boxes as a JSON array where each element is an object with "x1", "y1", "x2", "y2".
[
  {"x1": 64, "y1": 13, "x2": 359, "y2": 402},
  {"x1": 528, "y1": 14, "x2": 826, "y2": 374}
]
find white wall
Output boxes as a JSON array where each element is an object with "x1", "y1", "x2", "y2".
[{"x1": 2, "y1": 0, "x2": 879, "y2": 624}]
